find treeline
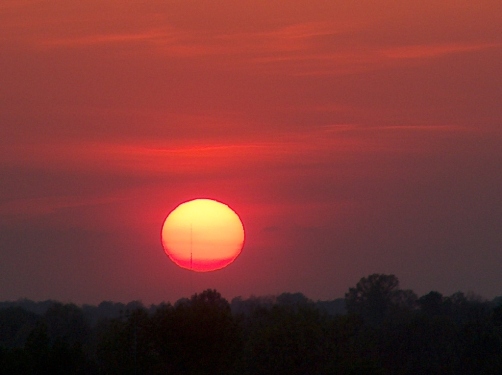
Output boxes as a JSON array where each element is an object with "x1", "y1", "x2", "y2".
[{"x1": 1, "y1": 274, "x2": 502, "y2": 374}]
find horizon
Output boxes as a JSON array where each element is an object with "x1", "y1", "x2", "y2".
[{"x1": 1, "y1": 273, "x2": 499, "y2": 307}]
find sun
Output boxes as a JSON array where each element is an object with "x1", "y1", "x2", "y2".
[{"x1": 161, "y1": 199, "x2": 245, "y2": 272}]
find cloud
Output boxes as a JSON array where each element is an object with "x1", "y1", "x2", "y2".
[
  {"x1": 380, "y1": 43, "x2": 500, "y2": 60},
  {"x1": 0, "y1": 124, "x2": 481, "y2": 180},
  {"x1": 39, "y1": 29, "x2": 177, "y2": 48},
  {"x1": 0, "y1": 195, "x2": 124, "y2": 220}
]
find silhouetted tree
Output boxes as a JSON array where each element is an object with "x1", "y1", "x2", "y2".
[
  {"x1": 95, "y1": 307, "x2": 153, "y2": 375},
  {"x1": 0, "y1": 307, "x2": 38, "y2": 348},
  {"x1": 95, "y1": 318, "x2": 129, "y2": 374},
  {"x1": 230, "y1": 295, "x2": 275, "y2": 316},
  {"x1": 243, "y1": 304, "x2": 329, "y2": 375},
  {"x1": 43, "y1": 303, "x2": 90, "y2": 346},
  {"x1": 24, "y1": 322, "x2": 50, "y2": 374},
  {"x1": 418, "y1": 291, "x2": 444, "y2": 317},
  {"x1": 3, "y1": 277, "x2": 502, "y2": 374},
  {"x1": 276, "y1": 292, "x2": 311, "y2": 308},
  {"x1": 322, "y1": 313, "x2": 385, "y2": 374},
  {"x1": 0, "y1": 346, "x2": 31, "y2": 375},
  {"x1": 150, "y1": 289, "x2": 242, "y2": 375},
  {"x1": 345, "y1": 274, "x2": 417, "y2": 327}
]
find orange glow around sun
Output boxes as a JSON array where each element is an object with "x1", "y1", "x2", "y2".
[{"x1": 161, "y1": 199, "x2": 245, "y2": 272}]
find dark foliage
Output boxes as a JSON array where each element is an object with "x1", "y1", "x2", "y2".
[
  {"x1": 1, "y1": 276, "x2": 502, "y2": 374},
  {"x1": 345, "y1": 274, "x2": 417, "y2": 327}
]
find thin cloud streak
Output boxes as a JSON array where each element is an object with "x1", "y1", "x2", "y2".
[
  {"x1": 381, "y1": 42, "x2": 501, "y2": 60},
  {"x1": 0, "y1": 195, "x2": 125, "y2": 219},
  {"x1": 0, "y1": 124, "x2": 477, "y2": 177}
]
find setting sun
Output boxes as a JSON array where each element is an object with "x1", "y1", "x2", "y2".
[{"x1": 161, "y1": 199, "x2": 245, "y2": 272}]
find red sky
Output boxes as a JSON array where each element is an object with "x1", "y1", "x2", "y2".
[{"x1": 1, "y1": 1, "x2": 501, "y2": 304}]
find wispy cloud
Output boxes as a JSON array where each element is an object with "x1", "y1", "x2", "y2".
[
  {"x1": 381, "y1": 43, "x2": 500, "y2": 60},
  {"x1": 40, "y1": 29, "x2": 177, "y2": 48},
  {"x1": 0, "y1": 124, "x2": 472, "y2": 180},
  {"x1": 0, "y1": 195, "x2": 124, "y2": 219}
]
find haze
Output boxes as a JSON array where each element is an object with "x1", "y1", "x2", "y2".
[{"x1": 1, "y1": 1, "x2": 501, "y2": 304}]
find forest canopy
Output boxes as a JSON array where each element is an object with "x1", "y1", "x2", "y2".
[{"x1": 1, "y1": 274, "x2": 502, "y2": 374}]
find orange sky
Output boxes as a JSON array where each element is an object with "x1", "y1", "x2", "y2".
[{"x1": 1, "y1": 1, "x2": 501, "y2": 304}]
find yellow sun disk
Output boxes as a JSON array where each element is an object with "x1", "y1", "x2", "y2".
[{"x1": 161, "y1": 199, "x2": 244, "y2": 271}]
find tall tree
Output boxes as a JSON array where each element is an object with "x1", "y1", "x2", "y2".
[
  {"x1": 150, "y1": 289, "x2": 242, "y2": 375},
  {"x1": 345, "y1": 274, "x2": 417, "y2": 326}
]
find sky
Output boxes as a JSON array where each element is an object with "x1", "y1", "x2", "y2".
[{"x1": 1, "y1": 0, "x2": 501, "y2": 305}]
